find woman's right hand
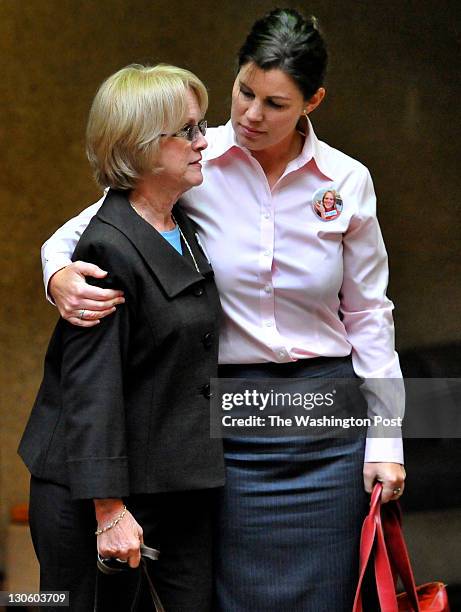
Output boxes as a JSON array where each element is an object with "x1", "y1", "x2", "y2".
[
  {"x1": 49, "y1": 261, "x2": 125, "y2": 327},
  {"x1": 314, "y1": 201, "x2": 324, "y2": 213}
]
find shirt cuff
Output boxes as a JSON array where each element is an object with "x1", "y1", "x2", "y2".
[
  {"x1": 43, "y1": 256, "x2": 73, "y2": 304},
  {"x1": 364, "y1": 436, "x2": 404, "y2": 464}
]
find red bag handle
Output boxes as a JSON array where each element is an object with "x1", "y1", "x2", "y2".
[
  {"x1": 382, "y1": 501, "x2": 420, "y2": 610},
  {"x1": 353, "y1": 484, "x2": 396, "y2": 611},
  {"x1": 353, "y1": 483, "x2": 420, "y2": 612}
]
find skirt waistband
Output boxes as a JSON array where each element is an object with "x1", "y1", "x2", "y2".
[{"x1": 218, "y1": 354, "x2": 353, "y2": 379}]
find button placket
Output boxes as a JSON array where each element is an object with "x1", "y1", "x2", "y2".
[
  {"x1": 258, "y1": 190, "x2": 290, "y2": 360},
  {"x1": 258, "y1": 197, "x2": 277, "y2": 352}
]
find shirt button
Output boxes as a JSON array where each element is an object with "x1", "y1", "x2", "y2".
[
  {"x1": 264, "y1": 250, "x2": 271, "y2": 257},
  {"x1": 202, "y1": 332, "x2": 214, "y2": 348},
  {"x1": 264, "y1": 285, "x2": 272, "y2": 294},
  {"x1": 278, "y1": 350, "x2": 286, "y2": 358},
  {"x1": 264, "y1": 320, "x2": 273, "y2": 327},
  {"x1": 264, "y1": 212, "x2": 270, "y2": 219}
]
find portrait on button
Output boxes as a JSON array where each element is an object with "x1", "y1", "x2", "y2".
[{"x1": 312, "y1": 188, "x2": 343, "y2": 221}]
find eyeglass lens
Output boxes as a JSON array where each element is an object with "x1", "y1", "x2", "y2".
[{"x1": 183, "y1": 120, "x2": 207, "y2": 141}]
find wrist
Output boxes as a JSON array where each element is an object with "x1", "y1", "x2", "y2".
[
  {"x1": 46, "y1": 263, "x2": 71, "y2": 304},
  {"x1": 94, "y1": 501, "x2": 127, "y2": 536},
  {"x1": 94, "y1": 498, "x2": 125, "y2": 522}
]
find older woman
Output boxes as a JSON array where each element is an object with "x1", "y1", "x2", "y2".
[
  {"x1": 19, "y1": 64, "x2": 224, "y2": 611},
  {"x1": 37, "y1": 8, "x2": 406, "y2": 612}
]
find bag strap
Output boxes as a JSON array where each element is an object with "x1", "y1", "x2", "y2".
[
  {"x1": 353, "y1": 484, "x2": 383, "y2": 612},
  {"x1": 382, "y1": 501, "x2": 420, "y2": 611},
  {"x1": 141, "y1": 558, "x2": 166, "y2": 612},
  {"x1": 353, "y1": 484, "x2": 397, "y2": 611},
  {"x1": 96, "y1": 544, "x2": 166, "y2": 612},
  {"x1": 353, "y1": 483, "x2": 421, "y2": 612},
  {"x1": 374, "y1": 495, "x2": 399, "y2": 611},
  {"x1": 96, "y1": 544, "x2": 160, "y2": 575},
  {"x1": 140, "y1": 543, "x2": 160, "y2": 561}
]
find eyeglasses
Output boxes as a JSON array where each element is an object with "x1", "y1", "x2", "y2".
[{"x1": 162, "y1": 119, "x2": 207, "y2": 142}]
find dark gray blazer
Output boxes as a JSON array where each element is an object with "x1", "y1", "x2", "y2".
[{"x1": 19, "y1": 189, "x2": 225, "y2": 500}]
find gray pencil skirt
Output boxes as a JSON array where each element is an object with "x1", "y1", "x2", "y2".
[{"x1": 214, "y1": 356, "x2": 370, "y2": 612}]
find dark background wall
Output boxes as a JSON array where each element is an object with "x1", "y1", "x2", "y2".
[{"x1": 0, "y1": 0, "x2": 459, "y2": 569}]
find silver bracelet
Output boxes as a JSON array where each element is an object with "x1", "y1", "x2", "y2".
[{"x1": 95, "y1": 505, "x2": 127, "y2": 536}]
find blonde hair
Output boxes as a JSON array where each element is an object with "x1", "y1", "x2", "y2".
[{"x1": 86, "y1": 64, "x2": 208, "y2": 190}]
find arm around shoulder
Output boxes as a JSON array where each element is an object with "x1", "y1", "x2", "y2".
[
  {"x1": 43, "y1": 197, "x2": 125, "y2": 325},
  {"x1": 41, "y1": 196, "x2": 106, "y2": 300}
]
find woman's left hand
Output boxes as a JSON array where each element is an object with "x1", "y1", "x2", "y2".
[
  {"x1": 94, "y1": 499, "x2": 143, "y2": 568},
  {"x1": 363, "y1": 462, "x2": 406, "y2": 503}
]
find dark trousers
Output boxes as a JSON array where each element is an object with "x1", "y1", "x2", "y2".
[{"x1": 29, "y1": 476, "x2": 216, "y2": 611}]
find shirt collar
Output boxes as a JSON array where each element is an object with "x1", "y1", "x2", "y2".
[
  {"x1": 293, "y1": 117, "x2": 334, "y2": 181},
  {"x1": 204, "y1": 118, "x2": 334, "y2": 181},
  {"x1": 203, "y1": 120, "x2": 239, "y2": 160}
]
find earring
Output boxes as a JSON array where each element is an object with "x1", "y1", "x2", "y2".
[{"x1": 303, "y1": 109, "x2": 308, "y2": 118}]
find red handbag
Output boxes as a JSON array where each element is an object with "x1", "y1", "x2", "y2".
[{"x1": 353, "y1": 483, "x2": 450, "y2": 612}]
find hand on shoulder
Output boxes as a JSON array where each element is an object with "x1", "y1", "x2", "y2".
[{"x1": 49, "y1": 261, "x2": 125, "y2": 327}]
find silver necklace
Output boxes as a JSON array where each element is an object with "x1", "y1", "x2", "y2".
[
  {"x1": 129, "y1": 200, "x2": 151, "y2": 222},
  {"x1": 130, "y1": 201, "x2": 200, "y2": 274}
]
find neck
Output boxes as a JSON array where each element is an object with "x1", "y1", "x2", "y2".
[
  {"x1": 129, "y1": 181, "x2": 179, "y2": 231},
  {"x1": 250, "y1": 130, "x2": 304, "y2": 185}
]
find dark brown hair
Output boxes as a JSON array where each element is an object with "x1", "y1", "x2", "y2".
[{"x1": 237, "y1": 8, "x2": 327, "y2": 100}]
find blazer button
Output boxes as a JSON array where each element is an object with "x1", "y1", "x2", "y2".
[
  {"x1": 201, "y1": 383, "x2": 212, "y2": 399},
  {"x1": 202, "y1": 332, "x2": 214, "y2": 348},
  {"x1": 193, "y1": 284, "x2": 204, "y2": 296}
]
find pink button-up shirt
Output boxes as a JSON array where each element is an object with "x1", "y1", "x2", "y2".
[{"x1": 42, "y1": 119, "x2": 404, "y2": 463}]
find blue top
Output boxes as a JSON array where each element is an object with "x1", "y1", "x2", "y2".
[{"x1": 160, "y1": 225, "x2": 182, "y2": 255}]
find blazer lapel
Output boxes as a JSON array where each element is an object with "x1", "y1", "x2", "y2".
[
  {"x1": 96, "y1": 189, "x2": 213, "y2": 298},
  {"x1": 171, "y1": 202, "x2": 214, "y2": 275}
]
